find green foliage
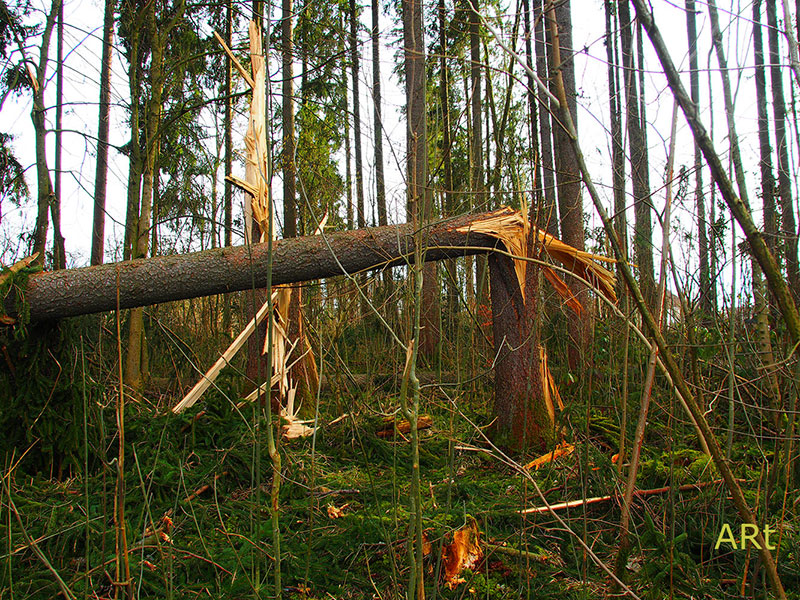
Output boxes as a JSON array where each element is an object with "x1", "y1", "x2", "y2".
[{"x1": 0, "y1": 317, "x2": 105, "y2": 473}]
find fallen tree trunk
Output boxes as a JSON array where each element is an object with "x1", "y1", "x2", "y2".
[{"x1": 8, "y1": 213, "x2": 501, "y2": 321}]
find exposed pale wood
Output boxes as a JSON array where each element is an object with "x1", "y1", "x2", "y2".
[
  {"x1": 172, "y1": 294, "x2": 274, "y2": 414},
  {"x1": 376, "y1": 415, "x2": 433, "y2": 438},
  {"x1": 212, "y1": 30, "x2": 255, "y2": 89},
  {"x1": 519, "y1": 479, "x2": 733, "y2": 515}
]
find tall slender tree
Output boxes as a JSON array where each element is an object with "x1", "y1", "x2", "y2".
[
  {"x1": 469, "y1": 0, "x2": 486, "y2": 306},
  {"x1": 52, "y1": 0, "x2": 65, "y2": 269},
  {"x1": 224, "y1": 0, "x2": 233, "y2": 249},
  {"x1": 547, "y1": 0, "x2": 587, "y2": 368},
  {"x1": 605, "y1": 0, "x2": 626, "y2": 285},
  {"x1": 405, "y1": 0, "x2": 439, "y2": 357},
  {"x1": 619, "y1": 0, "x2": 654, "y2": 308},
  {"x1": 535, "y1": 0, "x2": 557, "y2": 237},
  {"x1": 349, "y1": 0, "x2": 365, "y2": 228},
  {"x1": 91, "y1": 0, "x2": 115, "y2": 265},
  {"x1": 30, "y1": 0, "x2": 62, "y2": 267},
  {"x1": 752, "y1": 0, "x2": 783, "y2": 426},
  {"x1": 371, "y1": 0, "x2": 386, "y2": 226},
  {"x1": 767, "y1": 0, "x2": 800, "y2": 302},
  {"x1": 685, "y1": 0, "x2": 711, "y2": 314},
  {"x1": 754, "y1": 0, "x2": 778, "y2": 258},
  {"x1": 282, "y1": 0, "x2": 296, "y2": 238}
]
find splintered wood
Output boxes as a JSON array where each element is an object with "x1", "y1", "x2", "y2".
[
  {"x1": 173, "y1": 22, "x2": 320, "y2": 421},
  {"x1": 457, "y1": 207, "x2": 617, "y2": 314},
  {"x1": 443, "y1": 519, "x2": 483, "y2": 589}
]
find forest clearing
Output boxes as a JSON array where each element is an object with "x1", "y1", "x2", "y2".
[{"x1": 1, "y1": 0, "x2": 800, "y2": 598}]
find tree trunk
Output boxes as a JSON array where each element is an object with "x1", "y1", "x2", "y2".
[
  {"x1": 605, "y1": 0, "x2": 626, "y2": 299},
  {"x1": 489, "y1": 248, "x2": 551, "y2": 452},
  {"x1": 469, "y1": 0, "x2": 488, "y2": 311},
  {"x1": 91, "y1": 0, "x2": 114, "y2": 266},
  {"x1": 52, "y1": 0, "x2": 65, "y2": 270},
  {"x1": 282, "y1": 0, "x2": 296, "y2": 239},
  {"x1": 30, "y1": 0, "x2": 62, "y2": 267},
  {"x1": 12, "y1": 212, "x2": 509, "y2": 321},
  {"x1": 349, "y1": 0, "x2": 366, "y2": 229},
  {"x1": 342, "y1": 13, "x2": 353, "y2": 230},
  {"x1": 404, "y1": 0, "x2": 439, "y2": 358},
  {"x1": 535, "y1": 0, "x2": 558, "y2": 237},
  {"x1": 372, "y1": 0, "x2": 386, "y2": 227},
  {"x1": 123, "y1": 11, "x2": 143, "y2": 263},
  {"x1": 224, "y1": 0, "x2": 233, "y2": 249},
  {"x1": 522, "y1": 0, "x2": 541, "y2": 225},
  {"x1": 619, "y1": 0, "x2": 654, "y2": 309},
  {"x1": 126, "y1": 0, "x2": 168, "y2": 389},
  {"x1": 439, "y1": 0, "x2": 458, "y2": 322},
  {"x1": 547, "y1": 0, "x2": 587, "y2": 369},
  {"x1": 767, "y1": 0, "x2": 800, "y2": 303},
  {"x1": 685, "y1": 0, "x2": 711, "y2": 315}
]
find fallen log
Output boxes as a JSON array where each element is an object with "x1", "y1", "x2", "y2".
[{"x1": 7, "y1": 212, "x2": 501, "y2": 321}]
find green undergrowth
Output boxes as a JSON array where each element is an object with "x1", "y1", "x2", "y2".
[
  {"x1": 2, "y1": 310, "x2": 800, "y2": 599},
  {"x1": 3, "y1": 372, "x2": 799, "y2": 600}
]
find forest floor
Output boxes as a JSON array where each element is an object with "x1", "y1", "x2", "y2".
[{"x1": 2, "y1": 316, "x2": 800, "y2": 599}]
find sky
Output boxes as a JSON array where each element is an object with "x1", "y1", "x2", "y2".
[{"x1": 2, "y1": 0, "x2": 799, "y2": 306}]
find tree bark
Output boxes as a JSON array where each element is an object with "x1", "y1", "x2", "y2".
[
  {"x1": 605, "y1": 0, "x2": 626, "y2": 300},
  {"x1": 546, "y1": 1, "x2": 587, "y2": 369},
  {"x1": 685, "y1": 0, "x2": 711, "y2": 314},
  {"x1": 404, "y1": 0, "x2": 440, "y2": 358},
  {"x1": 349, "y1": 0, "x2": 366, "y2": 229},
  {"x1": 10, "y1": 212, "x2": 508, "y2": 322},
  {"x1": 372, "y1": 0, "x2": 386, "y2": 227},
  {"x1": 91, "y1": 0, "x2": 115, "y2": 266},
  {"x1": 767, "y1": 0, "x2": 800, "y2": 303},
  {"x1": 619, "y1": 0, "x2": 654, "y2": 309},
  {"x1": 30, "y1": 0, "x2": 62, "y2": 267},
  {"x1": 52, "y1": 0, "x2": 65, "y2": 270}
]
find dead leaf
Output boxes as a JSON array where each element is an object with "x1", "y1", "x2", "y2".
[
  {"x1": 523, "y1": 442, "x2": 575, "y2": 471},
  {"x1": 422, "y1": 530, "x2": 432, "y2": 557},
  {"x1": 442, "y1": 518, "x2": 483, "y2": 589},
  {"x1": 327, "y1": 503, "x2": 349, "y2": 519}
]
